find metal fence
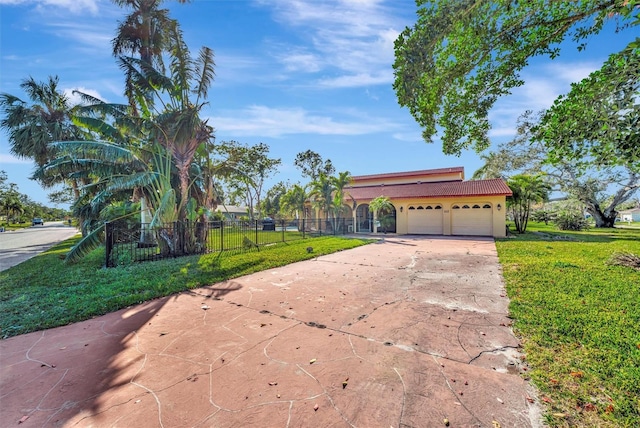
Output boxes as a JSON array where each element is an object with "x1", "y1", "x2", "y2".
[{"x1": 104, "y1": 217, "x2": 355, "y2": 267}]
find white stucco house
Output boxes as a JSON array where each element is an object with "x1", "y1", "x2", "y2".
[{"x1": 619, "y1": 208, "x2": 640, "y2": 222}]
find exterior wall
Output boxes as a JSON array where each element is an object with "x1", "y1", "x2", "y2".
[
  {"x1": 352, "y1": 171, "x2": 463, "y2": 187},
  {"x1": 389, "y1": 195, "x2": 507, "y2": 238},
  {"x1": 620, "y1": 210, "x2": 640, "y2": 222}
]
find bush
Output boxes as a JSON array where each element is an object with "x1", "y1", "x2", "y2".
[
  {"x1": 530, "y1": 209, "x2": 556, "y2": 225},
  {"x1": 553, "y1": 210, "x2": 590, "y2": 231}
]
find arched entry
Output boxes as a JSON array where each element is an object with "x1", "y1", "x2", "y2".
[
  {"x1": 356, "y1": 204, "x2": 372, "y2": 232},
  {"x1": 377, "y1": 205, "x2": 397, "y2": 233}
]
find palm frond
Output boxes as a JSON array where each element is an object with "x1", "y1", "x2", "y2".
[
  {"x1": 50, "y1": 140, "x2": 141, "y2": 164},
  {"x1": 150, "y1": 188, "x2": 178, "y2": 226},
  {"x1": 65, "y1": 224, "x2": 104, "y2": 264},
  {"x1": 194, "y1": 46, "x2": 216, "y2": 104},
  {"x1": 71, "y1": 90, "x2": 106, "y2": 106},
  {"x1": 72, "y1": 116, "x2": 125, "y2": 143},
  {"x1": 167, "y1": 25, "x2": 191, "y2": 101}
]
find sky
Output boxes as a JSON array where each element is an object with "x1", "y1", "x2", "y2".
[{"x1": 0, "y1": 0, "x2": 636, "y2": 209}]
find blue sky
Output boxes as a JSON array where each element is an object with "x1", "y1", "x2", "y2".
[{"x1": 0, "y1": 0, "x2": 635, "y2": 209}]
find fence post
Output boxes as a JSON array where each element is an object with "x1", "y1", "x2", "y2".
[
  {"x1": 302, "y1": 218, "x2": 305, "y2": 239},
  {"x1": 281, "y1": 219, "x2": 285, "y2": 242},
  {"x1": 255, "y1": 219, "x2": 259, "y2": 246},
  {"x1": 105, "y1": 221, "x2": 113, "y2": 268},
  {"x1": 220, "y1": 220, "x2": 224, "y2": 252}
]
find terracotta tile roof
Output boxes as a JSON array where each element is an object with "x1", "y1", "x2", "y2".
[
  {"x1": 351, "y1": 166, "x2": 465, "y2": 181},
  {"x1": 345, "y1": 178, "x2": 512, "y2": 200}
]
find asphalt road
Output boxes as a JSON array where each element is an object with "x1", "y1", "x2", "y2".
[{"x1": 0, "y1": 221, "x2": 79, "y2": 272}]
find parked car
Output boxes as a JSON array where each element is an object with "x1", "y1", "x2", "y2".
[{"x1": 32, "y1": 218, "x2": 44, "y2": 226}]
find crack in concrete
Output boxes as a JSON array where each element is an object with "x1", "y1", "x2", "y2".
[
  {"x1": 433, "y1": 355, "x2": 484, "y2": 427},
  {"x1": 393, "y1": 367, "x2": 407, "y2": 428},
  {"x1": 296, "y1": 364, "x2": 356, "y2": 428},
  {"x1": 467, "y1": 345, "x2": 521, "y2": 366}
]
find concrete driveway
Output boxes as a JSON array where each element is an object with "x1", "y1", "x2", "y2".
[{"x1": 1, "y1": 236, "x2": 542, "y2": 427}]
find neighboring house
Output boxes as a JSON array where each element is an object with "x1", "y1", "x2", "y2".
[
  {"x1": 340, "y1": 166, "x2": 512, "y2": 238},
  {"x1": 619, "y1": 208, "x2": 640, "y2": 222},
  {"x1": 214, "y1": 205, "x2": 251, "y2": 220}
]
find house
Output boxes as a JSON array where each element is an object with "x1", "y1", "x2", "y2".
[
  {"x1": 619, "y1": 208, "x2": 640, "y2": 222},
  {"x1": 339, "y1": 167, "x2": 512, "y2": 238},
  {"x1": 214, "y1": 205, "x2": 251, "y2": 220}
]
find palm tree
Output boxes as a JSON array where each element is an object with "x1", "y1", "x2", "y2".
[
  {"x1": 0, "y1": 76, "x2": 83, "y2": 168},
  {"x1": 281, "y1": 184, "x2": 309, "y2": 231},
  {"x1": 369, "y1": 196, "x2": 394, "y2": 233},
  {"x1": 34, "y1": 138, "x2": 178, "y2": 261},
  {"x1": 0, "y1": 184, "x2": 24, "y2": 226},
  {"x1": 118, "y1": 38, "x2": 215, "y2": 222},
  {"x1": 331, "y1": 170, "x2": 351, "y2": 231},
  {"x1": 310, "y1": 173, "x2": 336, "y2": 229},
  {"x1": 507, "y1": 174, "x2": 551, "y2": 233}
]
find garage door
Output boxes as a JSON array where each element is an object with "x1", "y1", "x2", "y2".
[
  {"x1": 407, "y1": 205, "x2": 443, "y2": 234},
  {"x1": 451, "y1": 203, "x2": 493, "y2": 236}
]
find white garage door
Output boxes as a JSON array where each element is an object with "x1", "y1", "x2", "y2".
[
  {"x1": 408, "y1": 205, "x2": 443, "y2": 234},
  {"x1": 451, "y1": 203, "x2": 493, "y2": 236}
]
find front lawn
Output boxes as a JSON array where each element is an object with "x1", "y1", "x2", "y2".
[
  {"x1": 496, "y1": 223, "x2": 640, "y2": 427},
  {"x1": 0, "y1": 236, "x2": 370, "y2": 338}
]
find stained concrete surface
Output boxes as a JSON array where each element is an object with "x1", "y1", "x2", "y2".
[{"x1": 0, "y1": 236, "x2": 543, "y2": 427}]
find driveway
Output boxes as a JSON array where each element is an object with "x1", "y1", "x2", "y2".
[{"x1": 0, "y1": 236, "x2": 542, "y2": 427}]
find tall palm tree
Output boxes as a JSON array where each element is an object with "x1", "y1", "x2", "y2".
[
  {"x1": 0, "y1": 76, "x2": 83, "y2": 169},
  {"x1": 118, "y1": 29, "x2": 215, "y2": 222},
  {"x1": 112, "y1": 0, "x2": 190, "y2": 111},
  {"x1": 0, "y1": 76, "x2": 90, "y2": 230}
]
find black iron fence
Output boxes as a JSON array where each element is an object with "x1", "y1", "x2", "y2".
[{"x1": 105, "y1": 217, "x2": 355, "y2": 267}]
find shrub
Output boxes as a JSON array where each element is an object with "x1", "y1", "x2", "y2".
[
  {"x1": 553, "y1": 209, "x2": 589, "y2": 231},
  {"x1": 530, "y1": 209, "x2": 556, "y2": 225}
]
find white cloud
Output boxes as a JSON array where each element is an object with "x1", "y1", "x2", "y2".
[
  {"x1": 256, "y1": 0, "x2": 409, "y2": 88},
  {"x1": 317, "y1": 71, "x2": 392, "y2": 88},
  {"x1": 277, "y1": 50, "x2": 322, "y2": 73},
  {"x1": 0, "y1": 0, "x2": 100, "y2": 14},
  {"x1": 209, "y1": 105, "x2": 398, "y2": 137},
  {"x1": 45, "y1": 22, "x2": 113, "y2": 51},
  {"x1": 391, "y1": 132, "x2": 421, "y2": 142}
]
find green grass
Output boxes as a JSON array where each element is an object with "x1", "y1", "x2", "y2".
[
  {"x1": 496, "y1": 222, "x2": 640, "y2": 427},
  {"x1": 0, "y1": 236, "x2": 371, "y2": 338}
]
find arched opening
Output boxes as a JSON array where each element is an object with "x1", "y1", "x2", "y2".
[
  {"x1": 376, "y1": 205, "x2": 397, "y2": 233},
  {"x1": 356, "y1": 204, "x2": 372, "y2": 232}
]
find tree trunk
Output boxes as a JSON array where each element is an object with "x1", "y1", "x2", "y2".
[{"x1": 587, "y1": 207, "x2": 616, "y2": 228}]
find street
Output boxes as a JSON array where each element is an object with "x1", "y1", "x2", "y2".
[{"x1": 0, "y1": 222, "x2": 79, "y2": 271}]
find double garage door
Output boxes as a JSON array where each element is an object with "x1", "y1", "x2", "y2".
[{"x1": 407, "y1": 203, "x2": 493, "y2": 236}]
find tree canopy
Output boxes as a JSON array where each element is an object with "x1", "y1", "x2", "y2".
[{"x1": 393, "y1": 0, "x2": 639, "y2": 158}]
